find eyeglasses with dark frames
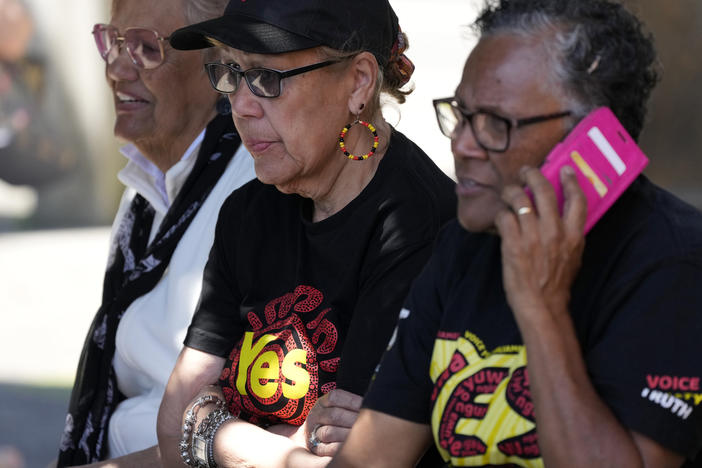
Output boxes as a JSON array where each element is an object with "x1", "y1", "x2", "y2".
[
  {"x1": 92, "y1": 23, "x2": 170, "y2": 70},
  {"x1": 204, "y1": 60, "x2": 342, "y2": 98},
  {"x1": 433, "y1": 97, "x2": 572, "y2": 152}
]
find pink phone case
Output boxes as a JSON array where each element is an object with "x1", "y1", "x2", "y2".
[{"x1": 538, "y1": 106, "x2": 649, "y2": 233}]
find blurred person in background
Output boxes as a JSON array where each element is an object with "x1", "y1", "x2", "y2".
[
  {"x1": 56, "y1": 0, "x2": 255, "y2": 465},
  {"x1": 154, "y1": 0, "x2": 455, "y2": 466},
  {"x1": 0, "y1": 0, "x2": 32, "y2": 63},
  {"x1": 0, "y1": 0, "x2": 81, "y2": 191},
  {"x1": 330, "y1": 0, "x2": 702, "y2": 467}
]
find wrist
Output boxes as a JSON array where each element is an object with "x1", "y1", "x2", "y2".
[
  {"x1": 212, "y1": 418, "x2": 237, "y2": 468},
  {"x1": 511, "y1": 296, "x2": 569, "y2": 336},
  {"x1": 194, "y1": 408, "x2": 235, "y2": 468},
  {"x1": 511, "y1": 288, "x2": 570, "y2": 315},
  {"x1": 181, "y1": 394, "x2": 230, "y2": 468}
]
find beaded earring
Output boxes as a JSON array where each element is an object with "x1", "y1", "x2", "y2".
[{"x1": 338, "y1": 104, "x2": 380, "y2": 161}]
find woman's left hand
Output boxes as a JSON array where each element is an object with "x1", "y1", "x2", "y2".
[
  {"x1": 299, "y1": 389, "x2": 363, "y2": 457},
  {"x1": 495, "y1": 165, "x2": 587, "y2": 320}
]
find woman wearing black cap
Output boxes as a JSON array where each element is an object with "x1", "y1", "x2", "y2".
[{"x1": 155, "y1": 0, "x2": 456, "y2": 467}]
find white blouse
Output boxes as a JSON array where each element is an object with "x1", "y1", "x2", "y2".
[{"x1": 106, "y1": 134, "x2": 254, "y2": 457}]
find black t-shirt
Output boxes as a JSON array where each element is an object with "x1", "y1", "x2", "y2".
[
  {"x1": 185, "y1": 128, "x2": 456, "y2": 427},
  {"x1": 364, "y1": 176, "x2": 702, "y2": 466}
]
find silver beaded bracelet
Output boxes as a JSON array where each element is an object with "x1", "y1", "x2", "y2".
[
  {"x1": 192, "y1": 407, "x2": 236, "y2": 468},
  {"x1": 180, "y1": 394, "x2": 225, "y2": 468}
]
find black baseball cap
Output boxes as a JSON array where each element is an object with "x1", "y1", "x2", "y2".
[{"x1": 170, "y1": 0, "x2": 400, "y2": 66}]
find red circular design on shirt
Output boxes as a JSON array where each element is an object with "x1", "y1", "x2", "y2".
[{"x1": 220, "y1": 285, "x2": 339, "y2": 426}]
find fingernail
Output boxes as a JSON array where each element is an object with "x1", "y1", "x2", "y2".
[{"x1": 562, "y1": 165, "x2": 575, "y2": 176}]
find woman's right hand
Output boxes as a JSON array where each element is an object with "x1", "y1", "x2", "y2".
[
  {"x1": 495, "y1": 165, "x2": 586, "y2": 319},
  {"x1": 301, "y1": 389, "x2": 363, "y2": 457}
]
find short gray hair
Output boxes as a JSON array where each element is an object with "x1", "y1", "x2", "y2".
[
  {"x1": 111, "y1": 0, "x2": 228, "y2": 26},
  {"x1": 473, "y1": 0, "x2": 659, "y2": 140},
  {"x1": 182, "y1": 0, "x2": 228, "y2": 26}
]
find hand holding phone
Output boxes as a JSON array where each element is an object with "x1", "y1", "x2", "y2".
[{"x1": 535, "y1": 107, "x2": 649, "y2": 233}]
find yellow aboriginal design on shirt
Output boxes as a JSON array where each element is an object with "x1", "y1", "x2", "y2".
[{"x1": 430, "y1": 331, "x2": 542, "y2": 467}]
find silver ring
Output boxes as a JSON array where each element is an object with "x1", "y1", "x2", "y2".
[
  {"x1": 516, "y1": 206, "x2": 533, "y2": 216},
  {"x1": 308, "y1": 424, "x2": 321, "y2": 450}
]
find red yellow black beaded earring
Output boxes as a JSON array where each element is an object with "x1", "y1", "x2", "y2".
[{"x1": 338, "y1": 104, "x2": 380, "y2": 161}]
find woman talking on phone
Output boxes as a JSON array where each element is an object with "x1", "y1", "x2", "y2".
[{"x1": 330, "y1": 0, "x2": 702, "y2": 466}]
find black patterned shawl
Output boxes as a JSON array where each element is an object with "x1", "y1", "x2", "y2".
[{"x1": 57, "y1": 114, "x2": 241, "y2": 466}]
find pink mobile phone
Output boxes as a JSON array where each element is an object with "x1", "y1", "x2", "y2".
[{"x1": 537, "y1": 106, "x2": 649, "y2": 233}]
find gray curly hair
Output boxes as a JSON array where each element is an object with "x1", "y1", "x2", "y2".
[{"x1": 473, "y1": 0, "x2": 660, "y2": 141}]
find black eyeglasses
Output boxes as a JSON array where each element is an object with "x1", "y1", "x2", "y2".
[
  {"x1": 204, "y1": 60, "x2": 341, "y2": 98},
  {"x1": 92, "y1": 23, "x2": 170, "y2": 70},
  {"x1": 433, "y1": 97, "x2": 572, "y2": 152}
]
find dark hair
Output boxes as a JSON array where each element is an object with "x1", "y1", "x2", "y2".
[{"x1": 474, "y1": 0, "x2": 660, "y2": 140}]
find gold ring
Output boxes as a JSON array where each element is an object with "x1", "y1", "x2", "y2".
[{"x1": 516, "y1": 206, "x2": 532, "y2": 216}]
